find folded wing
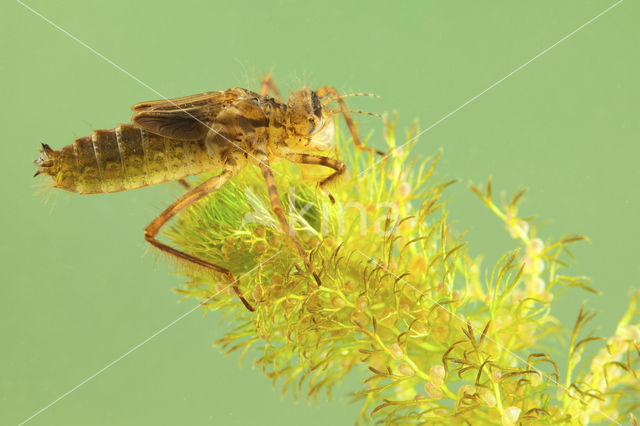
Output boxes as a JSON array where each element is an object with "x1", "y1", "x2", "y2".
[{"x1": 130, "y1": 89, "x2": 258, "y2": 141}]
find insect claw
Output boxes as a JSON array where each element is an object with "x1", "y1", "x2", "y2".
[
  {"x1": 317, "y1": 183, "x2": 336, "y2": 204},
  {"x1": 313, "y1": 272, "x2": 322, "y2": 286},
  {"x1": 33, "y1": 170, "x2": 41, "y2": 177},
  {"x1": 232, "y1": 286, "x2": 255, "y2": 312}
]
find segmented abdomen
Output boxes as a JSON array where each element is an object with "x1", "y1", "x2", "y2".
[{"x1": 53, "y1": 124, "x2": 217, "y2": 194}]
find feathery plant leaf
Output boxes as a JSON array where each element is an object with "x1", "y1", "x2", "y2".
[{"x1": 162, "y1": 115, "x2": 640, "y2": 424}]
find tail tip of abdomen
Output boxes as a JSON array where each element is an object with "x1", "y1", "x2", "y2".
[{"x1": 33, "y1": 142, "x2": 57, "y2": 177}]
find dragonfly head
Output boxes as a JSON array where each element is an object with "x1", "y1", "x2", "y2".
[{"x1": 287, "y1": 87, "x2": 335, "y2": 152}]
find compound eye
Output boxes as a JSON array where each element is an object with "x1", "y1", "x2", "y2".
[{"x1": 308, "y1": 116, "x2": 324, "y2": 136}]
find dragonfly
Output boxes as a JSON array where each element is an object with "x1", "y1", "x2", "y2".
[{"x1": 33, "y1": 75, "x2": 381, "y2": 311}]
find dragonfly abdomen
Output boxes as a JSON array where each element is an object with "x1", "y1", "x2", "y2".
[{"x1": 36, "y1": 124, "x2": 217, "y2": 194}]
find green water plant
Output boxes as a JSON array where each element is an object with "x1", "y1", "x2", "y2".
[{"x1": 163, "y1": 116, "x2": 640, "y2": 425}]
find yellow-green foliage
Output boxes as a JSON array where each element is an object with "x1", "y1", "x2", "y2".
[{"x1": 164, "y1": 117, "x2": 640, "y2": 425}]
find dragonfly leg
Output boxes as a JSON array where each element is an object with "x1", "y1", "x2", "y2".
[
  {"x1": 316, "y1": 85, "x2": 386, "y2": 156},
  {"x1": 258, "y1": 156, "x2": 322, "y2": 286},
  {"x1": 177, "y1": 179, "x2": 191, "y2": 190},
  {"x1": 145, "y1": 168, "x2": 255, "y2": 311},
  {"x1": 260, "y1": 74, "x2": 283, "y2": 103},
  {"x1": 285, "y1": 153, "x2": 345, "y2": 204}
]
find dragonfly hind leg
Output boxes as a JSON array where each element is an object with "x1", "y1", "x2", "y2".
[{"x1": 145, "y1": 169, "x2": 255, "y2": 311}]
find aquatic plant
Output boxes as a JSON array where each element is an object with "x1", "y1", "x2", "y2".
[{"x1": 163, "y1": 116, "x2": 640, "y2": 424}]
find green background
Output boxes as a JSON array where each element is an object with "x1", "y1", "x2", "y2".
[{"x1": 2, "y1": 1, "x2": 638, "y2": 424}]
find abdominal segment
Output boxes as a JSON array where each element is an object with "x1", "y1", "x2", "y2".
[{"x1": 39, "y1": 124, "x2": 218, "y2": 194}]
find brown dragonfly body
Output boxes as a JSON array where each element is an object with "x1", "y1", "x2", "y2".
[
  {"x1": 34, "y1": 77, "x2": 380, "y2": 311},
  {"x1": 35, "y1": 125, "x2": 225, "y2": 193}
]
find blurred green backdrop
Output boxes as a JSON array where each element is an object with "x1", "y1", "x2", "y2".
[{"x1": 1, "y1": 1, "x2": 638, "y2": 424}]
